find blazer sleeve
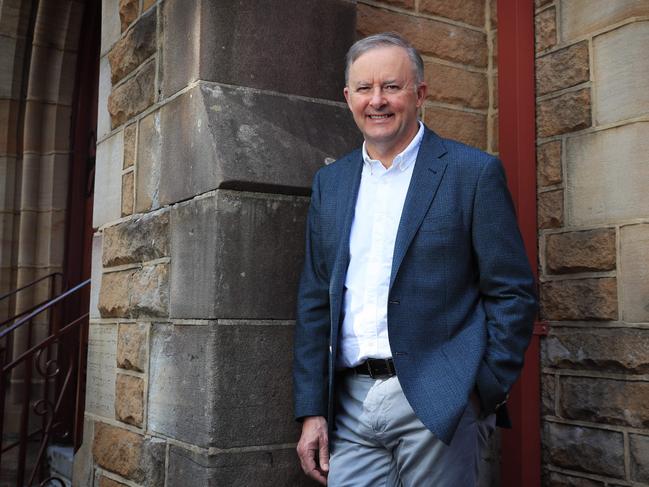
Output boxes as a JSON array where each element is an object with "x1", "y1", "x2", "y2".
[
  {"x1": 293, "y1": 170, "x2": 331, "y2": 420},
  {"x1": 471, "y1": 157, "x2": 538, "y2": 414}
]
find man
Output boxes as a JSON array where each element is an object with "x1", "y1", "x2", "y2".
[{"x1": 293, "y1": 32, "x2": 537, "y2": 486}]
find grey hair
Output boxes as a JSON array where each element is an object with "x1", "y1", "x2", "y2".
[{"x1": 345, "y1": 32, "x2": 425, "y2": 86}]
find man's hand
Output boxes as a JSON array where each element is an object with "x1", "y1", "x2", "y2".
[{"x1": 296, "y1": 416, "x2": 329, "y2": 485}]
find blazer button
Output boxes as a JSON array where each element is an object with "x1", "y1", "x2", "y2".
[{"x1": 388, "y1": 299, "x2": 400, "y2": 305}]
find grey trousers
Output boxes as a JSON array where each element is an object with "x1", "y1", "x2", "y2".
[{"x1": 328, "y1": 373, "x2": 496, "y2": 487}]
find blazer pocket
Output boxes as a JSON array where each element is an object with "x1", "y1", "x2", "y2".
[{"x1": 417, "y1": 219, "x2": 463, "y2": 234}]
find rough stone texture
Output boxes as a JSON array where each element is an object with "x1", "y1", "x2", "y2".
[
  {"x1": 98, "y1": 270, "x2": 131, "y2": 317},
  {"x1": 117, "y1": 323, "x2": 148, "y2": 372},
  {"x1": 115, "y1": 373, "x2": 144, "y2": 427},
  {"x1": 425, "y1": 62, "x2": 488, "y2": 109},
  {"x1": 122, "y1": 123, "x2": 136, "y2": 168},
  {"x1": 537, "y1": 89, "x2": 591, "y2": 138},
  {"x1": 540, "y1": 278, "x2": 617, "y2": 321},
  {"x1": 103, "y1": 209, "x2": 169, "y2": 266},
  {"x1": 101, "y1": 0, "x2": 121, "y2": 56},
  {"x1": 545, "y1": 228, "x2": 616, "y2": 273},
  {"x1": 169, "y1": 191, "x2": 307, "y2": 320},
  {"x1": 541, "y1": 373, "x2": 555, "y2": 416},
  {"x1": 542, "y1": 422, "x2": 624, "y2": 478},
  {"x1": 157, "y1": 83, "x2": 360, "y2": 206},
  {"x1": 560, "y1": 0, "x2": 649, "y2": 42},
  {"x1": 536, "y1": 41, "x2": 590, "y2": 96},
  {"x1": 620, "y1": 224, "x2": 649, "y2": 322},
  {"x1": 148, "y1": 322, "x2": 299, "y2": 448},
  {"x1": 537, "y1": 140, "x2": 562, "y2": 187},
  {"x1": 419, "y1": 0, "x2": 485, "y2": 27},
  {"x1": 630, "y1": 434, "x2": 649, "y2": 483},
  {"x1": 535, "y1": 7, "x2": 557, "y2": 52},
  {"x1": 135, "y1": 109, "x2": 161, "y2": 212},
  {"x1": 98, "y1": 264, "x2": 168, "y2": 318},
  {"x1": 542, "y1": 328, "x2": 649, "y2": 374},
  {"x1": 162, "y1": 0, "x2": 355, "y2": 100},
  {"x1": 92, "y1": 422, "x2": 165, "y2": 485},
  {"x1": 121, "y1": 171, "x2": 133, "y2": 216},
  {"x1": 560, "y1": 376, "x2": 649, "y2": 428},
  {"x1": 93, "y1": 130, "x2": 124, "y2": 228},
  {"x1": 538, "y1": 189, "x2": 563, "y2": 229},
  {"x1": 594, "y1": 22, "x2": 649, "y2": 125},
  {"x1": 423, "y1": 106, "x2": 486, "y2": 150},
  {"x1": 118, "y1": 0, "x2": 138, "y2": 32},
  {"x1": 545, "y1": 472, "x2": 604, "y2": 487},
  {"x1": 166, "y1": 446, "x2": 314, "y2": 487},
  {"x1": 98, "y1": 476, "x2": 129, "y2": 487},
  {"x1": 357, "y1": 4, "x2": 487, "y2": 67},
  {"x1": 108, "y1": 60, "x2": 155, "y2": 129},
  {"x1": 109, "y1": 8, "x2": 156, "y2": 84},
  {"x1": 566, "y1": 122, "x2": 649, "y2": 226}
]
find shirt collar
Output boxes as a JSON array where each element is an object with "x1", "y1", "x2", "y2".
[{"x1": 362, "y1": 121, "x2": 424, "y2": 172}]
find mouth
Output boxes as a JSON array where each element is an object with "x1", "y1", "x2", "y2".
[{"x1": 366, "y1": 114, "x2": 393, "y2": 120}]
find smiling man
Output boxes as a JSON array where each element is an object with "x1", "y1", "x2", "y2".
[{"x1": 293, "y1": 33, "x2": 537, "y2": 486}]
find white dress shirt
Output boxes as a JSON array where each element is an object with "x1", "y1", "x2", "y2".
[{"x1": 338, "y1": 122, "x2": 424, "y2": 368}]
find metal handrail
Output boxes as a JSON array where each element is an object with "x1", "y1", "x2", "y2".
[{"x1": 0, "y1": 272, "x2": 62, "y2": 303}]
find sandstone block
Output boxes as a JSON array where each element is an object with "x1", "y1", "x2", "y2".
[
  {"x1": 419, "y1": 0, "x2": 484, "y2": 27},
  {"x1": 99, "y1": 270, "x2": 131, "y2": 318},
  {"x1": 23, "y1": 101, "x2": 72, "y2": 153},
  {"x1": 535, "y1": 7, "x2": 557, "y2": 52},
  {"x1": 85, "y1": 325, "x2": 117, "y2": 418},
  {"x1": 103, "y1": 209, "x2": 169, "y2": 266},
  {"x1": 101, "y1": 0, "x2": 121, "y2": 56},
  {"x1": 93, "y1": 129, "x2": 123, "y2": 228},
  {"x1": 99, "y1": 476, "x2": 128, "y2": 487},
  {"x1": 560, "y1": 0, "x2": 649, "y2": 42},
  {"x1": 122, "y1": 123, "x2": 136, "y2": 169},
  {"x1": 541, "y1": 278, "x2": 617, "y2": 321},
  {"x1": 560, "y1": 376, "x2": 649, "y2": 428},
  {"x1": 92, "y1": 422, "x2": 165, "y2": 485},
  {"x1": 545, "y1": 228, "x2": 615, "y2": 273},
  {"x1": 538, "y1": 189, "x2": 563, "y2": 229},
  {"x1": 357, "y1": 4, "x2": 487, "y2": 67},
  {"x1": 108, "y1": 60, "x2": 155, "y2": 129},
  {"x1": 425, "y1": 63, "x2": 488, "y2": 109},
  {"x1": 121, "y1": 171, "x2": 133, "y2": 217},
  {"x1": 630, "y1": 434, "x2": 649, "y2": 483},
  {"x1": 542, "y1": 328, "x2": 649, "y2": 374},
  {"x1": 423, "y1": 106, "x2": 486, "y2": 149},
  {"x1": 135, "y1": 109, "x2": 161, "y2": 212},
  {"x1": 537, "y1": 89, "x2": 591, "y2": 138},
  {"x1": 98, "y1": 264, "x2": 168, "y2": 318},
  {"x1": 536, "y1": 41, "x2": 589, "y2": 96},
  {"x1": 109, "y1": 8, "x2": 156, "y2": 84},
  {"x1": 545, "y1": 472, "x2": 604, "y2": 487},
  {"x1": 543, "y1": 422, "x2": 624, "y2": 477},
  {"x1": 541, "y1": 373, "x2": 555, "y2": 416},
  {"x1": 621, "y1": 224, "x2": 649, "y2": 322},
  {"x1": 537, "y1": 140, "x2": 561, "y2": 187},
  {"x1": 115, "y1": 373, "x2": 144, "y2": 427},
  {"x1": 566, "y1": 122, "x2": 649, "y2": 225},
  {"x1": 118, "y1": 0, "x2": 138, "y2": 32},
  {"x1": 117, "y1": 323, "x2": 148, "y2": 372}
]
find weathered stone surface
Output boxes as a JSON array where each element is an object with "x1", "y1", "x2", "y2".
[
  {"x1": 143, "y1": 0, "x2": 155, "y2": 11},
  {"x1": 621, "y1": 224, "x2": 649, "y2": 322},
  {"x1": 541, "y1": 373, "x2": 555, "y2": 416},
  {"x1": 630, "y1": 434, "x2": 649, "y2": 483},
  {"x1": 121, "y1": 171, "x2": 133, "y2": 216},
  {"x1": 358, "y1": 4, "x2": 487, "y2": 67},
  {"x1": 536, "y1": 41, "x2": 589, "y2": 96},
  {"x1": 98, "y1": 264, "x2": 168, "y2": 318},
  {"x1": 115, "y1": 373, "x2": 144, "y2": 427},
  {"x1": 535, "y1": 7, "x2": 557, "y2": 52},
  {"x1": 545, "y1": 472, "x2": 604, "y2": 487},
  {"x1": 545, "y1": 229, "x2": 616, "y2": 273},
  {"x1": 108, "y1": 60, "x2": 155, "y2": 128},
  {"x1": 162, "y1": 0, "x2": 355, "y2": 100},
  {"x1": 85, "y1": 325, "x2": 117, "y2": 418},
  {"x1": 103, "y1": 209, "x2": 169, "y2": 266},
  {"x1": 72, "y1": 418, "x2": 94, "y2": 487},
  {"x1": 542, "y1": 328, "x2": 649, "y2": 374},
  {"x1": 119, "y1": 0, "x2": 138, "y2": 32},
  {"x1": 94, "y1": 130, "x2": 124, "y2": 228},
  {"x1": 419, "y1": 0, "x2": 484, "y2": 27},
  {"x1": 541, "y1": 278, "x2": 617, "y2": 321},
  {"x1": 537, "y1": 140, "x2": 561, "y2": 187},
  {"x1": 170, "y1": 191, "x2": 307, "y2": 320},
  {"x1": 93, "y1": 422, "x2": 165, "y2": 485},
  {"x1": 101, "y1": 0, "x2": 121, "y2": 56},
  {"x1": 566, "y1": 122, "x2": 649, "y2": 226},
  {"x1": 27, "y1": 44, "x2": 76, "y2": 105},
  {"x1": 594, "y1": 22, "x2": 649, "y2": 125},
  {"x1": 97, "y1": 56, "x2": 112, "y2": 140},
  {"x1": 560, "y1": 0, "x2": 649, "y2": 42},
  {"x1": 98, "y1": 270, "x2": 131, "y2": 317},
  {"x1": 538, "y1": 189, "x2": 563, "y2": 229},
  {"x1": 158, "y1": 83, "x2": 360, "y2": 205},
  {"x1": 135, "y1": 109, "x2": 161, "y2": 212},
  {"x1": 423, "y1": 106, "x2": 486, "y2": 150},
  {"x1": 560, "y1": 376, "x2": 649, "y2": 428},
  {"x1": 117, "y1": 323, "x2": 148, "y2": 372},
  {"x1": 98, "y1": 476, "x2": 129, "y2": 487},
  {"x1": 537, "y1": 89, "x2": 591, "y2": 138},
  {"x1": 542, "y1": 422, "x2": 624, "y2": 477},
  {"x1": 122, "y1": 123, "x2": 136, "y2": 169},
  {"x1": 535, "y1": 0, "x2": 553, "y2": 7},
  {"x1": 425, "y1": 62, "x2": 488, "y2": 109},
  {"x1": 148, "y1": 322, "x2": 299, "y2": 448},
  {"x1": 23, "y1": 101, "x2": 72, "y2": 153},
  {"x1": 33, "y1": 0, "x2": 83, "y2": 51},
  {"x1": 109, "y1": 8, "x2": 156, "y2": 84},
  {"x1": 166, "y1": 445, "x2": 313, "y2": 487}
]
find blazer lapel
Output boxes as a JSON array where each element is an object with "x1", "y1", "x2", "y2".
[{"x1": 390, "y1": 129, "x2": 448, "y2": 290}]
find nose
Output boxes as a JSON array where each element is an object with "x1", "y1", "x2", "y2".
[{"x1": 369, "y1": 86, "x2": 386, "y2": 109}]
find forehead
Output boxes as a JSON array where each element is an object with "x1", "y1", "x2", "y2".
[{"x1": 348, "y1": 46, "x2": 414, "y2": 82}]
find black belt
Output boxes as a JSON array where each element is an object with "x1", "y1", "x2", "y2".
[{"x1": 351, "y1": 358, "x2": 396, "y2": 378}]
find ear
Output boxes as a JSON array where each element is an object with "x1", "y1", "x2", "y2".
[
  {"x1": 415, "y1": 82, "x2": 427, "y2": 108},
  {"x1": 343, "y1": 86, "x2": 353, "y2": 110}
]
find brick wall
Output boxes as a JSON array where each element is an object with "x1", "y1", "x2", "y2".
[{"x1": 535, "y1": 1, "x2": 649, "y2": 485}]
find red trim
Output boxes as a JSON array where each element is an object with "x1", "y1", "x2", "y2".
[{"x1": 497, "y1": 0, "x2": 541, "y2": 486}]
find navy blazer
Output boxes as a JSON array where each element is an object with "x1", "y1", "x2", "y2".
[{"x1": 293, "y1": 127, "x2": 538, "y2": 444}]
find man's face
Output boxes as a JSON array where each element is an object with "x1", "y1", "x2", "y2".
[{"x1": 344, "y1": 46, "x2": 427, "y2": 155}]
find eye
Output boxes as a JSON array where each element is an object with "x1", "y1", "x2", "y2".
[
  {"x1": 385, "y1": 84, "x2": 400, "y2": 92},
  {"x1": 356, "y1": 86, "x2": 370, "y2": 93}
]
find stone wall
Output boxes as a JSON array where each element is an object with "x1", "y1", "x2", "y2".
[{"x1": 536, "y1": 1, "x2": 649, "y2": 485}]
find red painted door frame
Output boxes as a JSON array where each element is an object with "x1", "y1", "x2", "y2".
[{"x1": 497, "y1": 0, "x2": 541, "y2": 486}]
